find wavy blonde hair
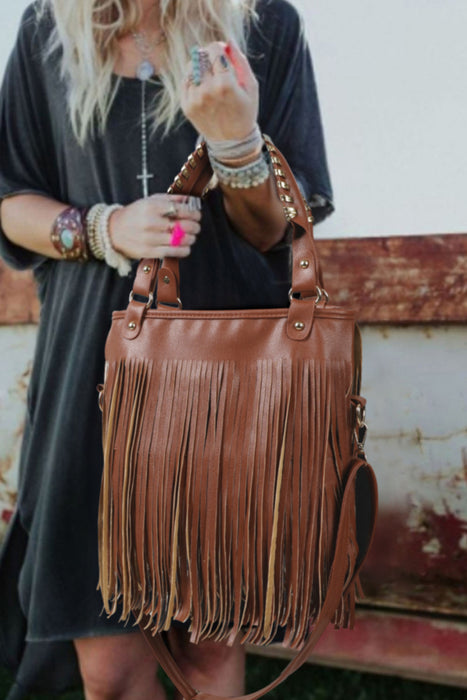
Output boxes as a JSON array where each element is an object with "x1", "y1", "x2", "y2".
[{"x1": 38, "y1": 0, "x2": 257, "y2": 145}]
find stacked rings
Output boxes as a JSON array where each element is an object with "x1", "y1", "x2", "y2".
[{"x1": 190, "y1": 46, "x2": 202, "y2": 86}]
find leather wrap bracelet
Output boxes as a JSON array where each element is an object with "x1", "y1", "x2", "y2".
[{"x1": 50, "y1": 207, "x2": 89, "y2": 261}]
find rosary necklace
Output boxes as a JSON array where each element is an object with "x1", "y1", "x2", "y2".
[{"x1": 132, "y1": 28, "x2": 166, "y2": 198}]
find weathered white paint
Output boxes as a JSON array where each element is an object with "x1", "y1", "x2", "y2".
[
  {"x1": 1, "y1": 0, "x2": 466, "y2": 239},
  {"x1": 361, "y1": 325, "x2": 467, "y2": 521},
  {"x1": 0, "y1": 325, "x2": 36, "y2": 540}
]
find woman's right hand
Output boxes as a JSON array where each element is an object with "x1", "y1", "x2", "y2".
[{"x1": 109, "y1": 194, "x2": 202, "y2": 260}]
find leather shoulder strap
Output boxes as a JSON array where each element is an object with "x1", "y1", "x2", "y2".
[{"x1": 139, "y1": 458, "x2": 378, "y2": 700}]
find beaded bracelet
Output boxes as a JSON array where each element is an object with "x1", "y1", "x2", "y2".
[
  {"x1": 209, "y1": 149, "x2": 271, "y2": 189},
  {"x1": 86, "y1": 203, "x2": 107, "y2": 260}
]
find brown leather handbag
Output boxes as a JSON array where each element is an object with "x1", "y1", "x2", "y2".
[{"x1": 98, "y1": 137, "x2": 378, "y2": 700}]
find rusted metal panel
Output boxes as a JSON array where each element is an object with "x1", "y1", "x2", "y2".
[
  {"x1": 0, "y1": 232, "x2": 465, "y2": 325},
  {"x1": 249, "y1": 609, "x2": 467, "y2": 688},
  {"x1": 315, "y1": 233, "x2": 467, "y2": 323},
  {"x1": 359, "y1": 325, "x2": 467, "y2": 616},
  {"x1": 0, "y1": 326, "x2": 36, "y2": 542}
]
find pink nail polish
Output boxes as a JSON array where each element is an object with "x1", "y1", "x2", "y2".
[{"x1": 170, "y1": 222, "x2": 185, "y2": 247}]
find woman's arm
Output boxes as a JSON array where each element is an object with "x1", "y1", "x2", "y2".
[
  {"x1": 219, "y1": 177, "x2": 286, "y2": 253},
  {"x1": 0, "y1": 193, "x2": 202, "y2": 261},
  {"x1": 1, "y1": 195, "x2": 70, "y2": 259}
]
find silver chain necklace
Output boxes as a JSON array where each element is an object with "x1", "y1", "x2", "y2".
[{"x1": 132, "y1": 29, "x2": 166, "y2": 198}]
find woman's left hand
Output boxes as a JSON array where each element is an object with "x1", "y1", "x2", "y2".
[{"x1": 180, "y1": 42, "x2": 259, "y2": 141}]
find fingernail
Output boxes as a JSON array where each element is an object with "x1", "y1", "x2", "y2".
[{"x1": 170, "y1": 222, "x2": 186, "y2": 247}]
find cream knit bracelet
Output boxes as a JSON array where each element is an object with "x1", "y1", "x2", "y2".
[
  {"x1": 205, "y1": 124, "x2": 263, "y2": 165},
  {"x1": 98, "y1": 204, "x2": 132, "y2": 277},
  {"x1": 86, "y1": 204, "x2": 131, "y2": 276}
]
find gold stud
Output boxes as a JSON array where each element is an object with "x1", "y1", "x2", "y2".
[
  {"x1": 284, "y1": 206, "x2": 298, "y2": 221},
  {"x1": 196, "y1": 145, "x2": 205, "y2": 157},
  {"x1": 143, "y1": 265, "x2": 151, "y2": 274},
  {"x1": 294, "y1": 322, "x2": 305, "y2": 331},
  {"x1": 277, "y1": 181, "x2": 290, "y2": 190},
  {"x1": 181, "y1": 166, "x2": 190, "y2": 180},
  {"x1": 280, "y1": 194, "x2": 294, "y2": 203},
  {"x1": 299, "y1": 259, "x2": 310, "y2": 269},
  {"x1": 271, "y1": 156, "x2": 281, "y2": 165},
  {"x1": 128, "y1": 321, "x2": 136, "y2": 330},
  {"x1": 175, "y1": 177, "x2": 183, "y2": 190},
  {"x1": 167, "y1": 186, "x2": 174, "y2": 195},
  {"x1": 188, "y1": 155, "x2": 197, "y2": 169},
  {"x1": 163, "y1": 275, "x2": 170, "y2": 284},
  {"x1": 274, "y1": 168, "x2": 286, "y2": 178}
]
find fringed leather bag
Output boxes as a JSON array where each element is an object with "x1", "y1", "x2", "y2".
[{"x1": 98, "y1": 137, "x2": 378, "y2": 700}]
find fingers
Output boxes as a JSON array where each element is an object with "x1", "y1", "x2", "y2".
[
  {"x1": 148, "y1": 194, "x2": 202, "y2": 222},
  {"x1": 110, "y1": 194, "x2": 202, "y2": 260},
  {"x1": 224, "y1": 41, "x2": 257, "y2": 92},
  {"x1": 181, "y1": 42, "x2": 259, "y2": 140},
  {"x1": 140, "y1": 196, "x2": 201, "y2": 257}
]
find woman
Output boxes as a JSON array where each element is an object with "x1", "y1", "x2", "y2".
[{"x1": 0, "y1": 0, "x2": 333, "y2": 698}]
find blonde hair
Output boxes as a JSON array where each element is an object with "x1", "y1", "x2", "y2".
[{"x1": 38, "y1": 0, "x2": 257, "y2": 145}]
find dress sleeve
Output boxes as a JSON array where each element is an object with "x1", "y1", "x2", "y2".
[
  {"x1": 253, "y1": 0, "x2": 334, "y2": 224},
  {"x1": 0, "y1": 5, "x2": 55, "y2": 269}
]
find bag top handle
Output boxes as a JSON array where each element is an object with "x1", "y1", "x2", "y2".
[
  {"x1": 134, "y1": 136, "x2": 322, "y2": 302},
  {"x1": 123, "y1": 137, "x2": 326, "y2": 341}
]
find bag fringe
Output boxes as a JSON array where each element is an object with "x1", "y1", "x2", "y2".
[{"x1": 98, "y1": 357, "x2": 359, "y2": 648}]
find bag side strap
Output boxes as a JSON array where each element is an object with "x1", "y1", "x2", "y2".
[{"x1": 139, "y1": 458, "x2": 378, "y2": 700}]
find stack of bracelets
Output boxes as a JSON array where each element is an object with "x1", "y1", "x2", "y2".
[
  {"x1": 50, "y1": 124, "x2": 271, "y2": 273},
  {"x1": 50, "y1": 203, "x2": 131, "y2": 276},
  {"x1": 205, "y1": 124, "x2": 272, "y2": 189}
]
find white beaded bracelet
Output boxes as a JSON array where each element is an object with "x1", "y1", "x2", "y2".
[{"x1": 86, "y1": 204, "x2": 107, "y2": 260}]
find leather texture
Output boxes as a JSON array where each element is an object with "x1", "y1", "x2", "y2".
[{"x1": 98, "y1": 139, "x2": 378, "y2": 700}]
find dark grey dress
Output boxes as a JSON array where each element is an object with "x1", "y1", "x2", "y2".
[{"x1": 0, "y1": 1, "x2": 333, "y2": 696}]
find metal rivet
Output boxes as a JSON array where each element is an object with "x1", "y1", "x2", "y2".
[
  {"x1": 163, "y1": 275, "x2": 170, "y2": 284},
  {"x1": 128, "y1": 321, "x2": 136, "y2": 330},
  {"x1": 284, "y1": 206, "x2": 298, "y2": 221},
  {"x1": 300, "y1": 259, "x2": 310, "y2": 269},
  {"x1": 294, "y1": 322, "x2": 305, "y2": 331},
  {"x1": 143, "y1": 265, "x2": 151, "y2": 274}
]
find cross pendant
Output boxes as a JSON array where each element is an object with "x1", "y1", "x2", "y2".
[{"x1": 137, "y1": 169, "x2": 154, "y2": 199}]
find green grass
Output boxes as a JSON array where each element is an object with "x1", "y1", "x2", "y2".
[{"x1": 1, "y1": 658, "x2": 465, "y2": 700}]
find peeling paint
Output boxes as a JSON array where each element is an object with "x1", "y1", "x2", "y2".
[
  {"x1": 0, "y1": 326, "x2": 37, "y2": 543},
  {"x1": 422, "y1": 538, "x2": 442, "y2": 555}
]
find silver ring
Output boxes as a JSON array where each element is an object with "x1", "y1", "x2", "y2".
[{"x1": 163, "y1": 204, "x2": 178, "y2": 220}]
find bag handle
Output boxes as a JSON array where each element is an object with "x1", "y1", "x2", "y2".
[
  {"x1": 123, "y1": 137, "x2": 325, "y2": 338},
  {"x1": 139, "y1": 457, "x2": 378, "y2": 700}
]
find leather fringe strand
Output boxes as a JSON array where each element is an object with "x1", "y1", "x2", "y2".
[{"x1": 98, "y1": 357, "x2": 359, "y2": 649}]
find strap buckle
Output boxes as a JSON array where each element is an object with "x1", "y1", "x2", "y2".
[
  {"x1": 288, "y1": 286, "x2": 329, "y2": 305},
  {"x1": 129, "y1": 290, "x2": 154, "y2": 310}
]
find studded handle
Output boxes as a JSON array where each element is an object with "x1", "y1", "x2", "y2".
[{"x1": 129, "y1": 136, "x2": 324, "y2": 316}]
